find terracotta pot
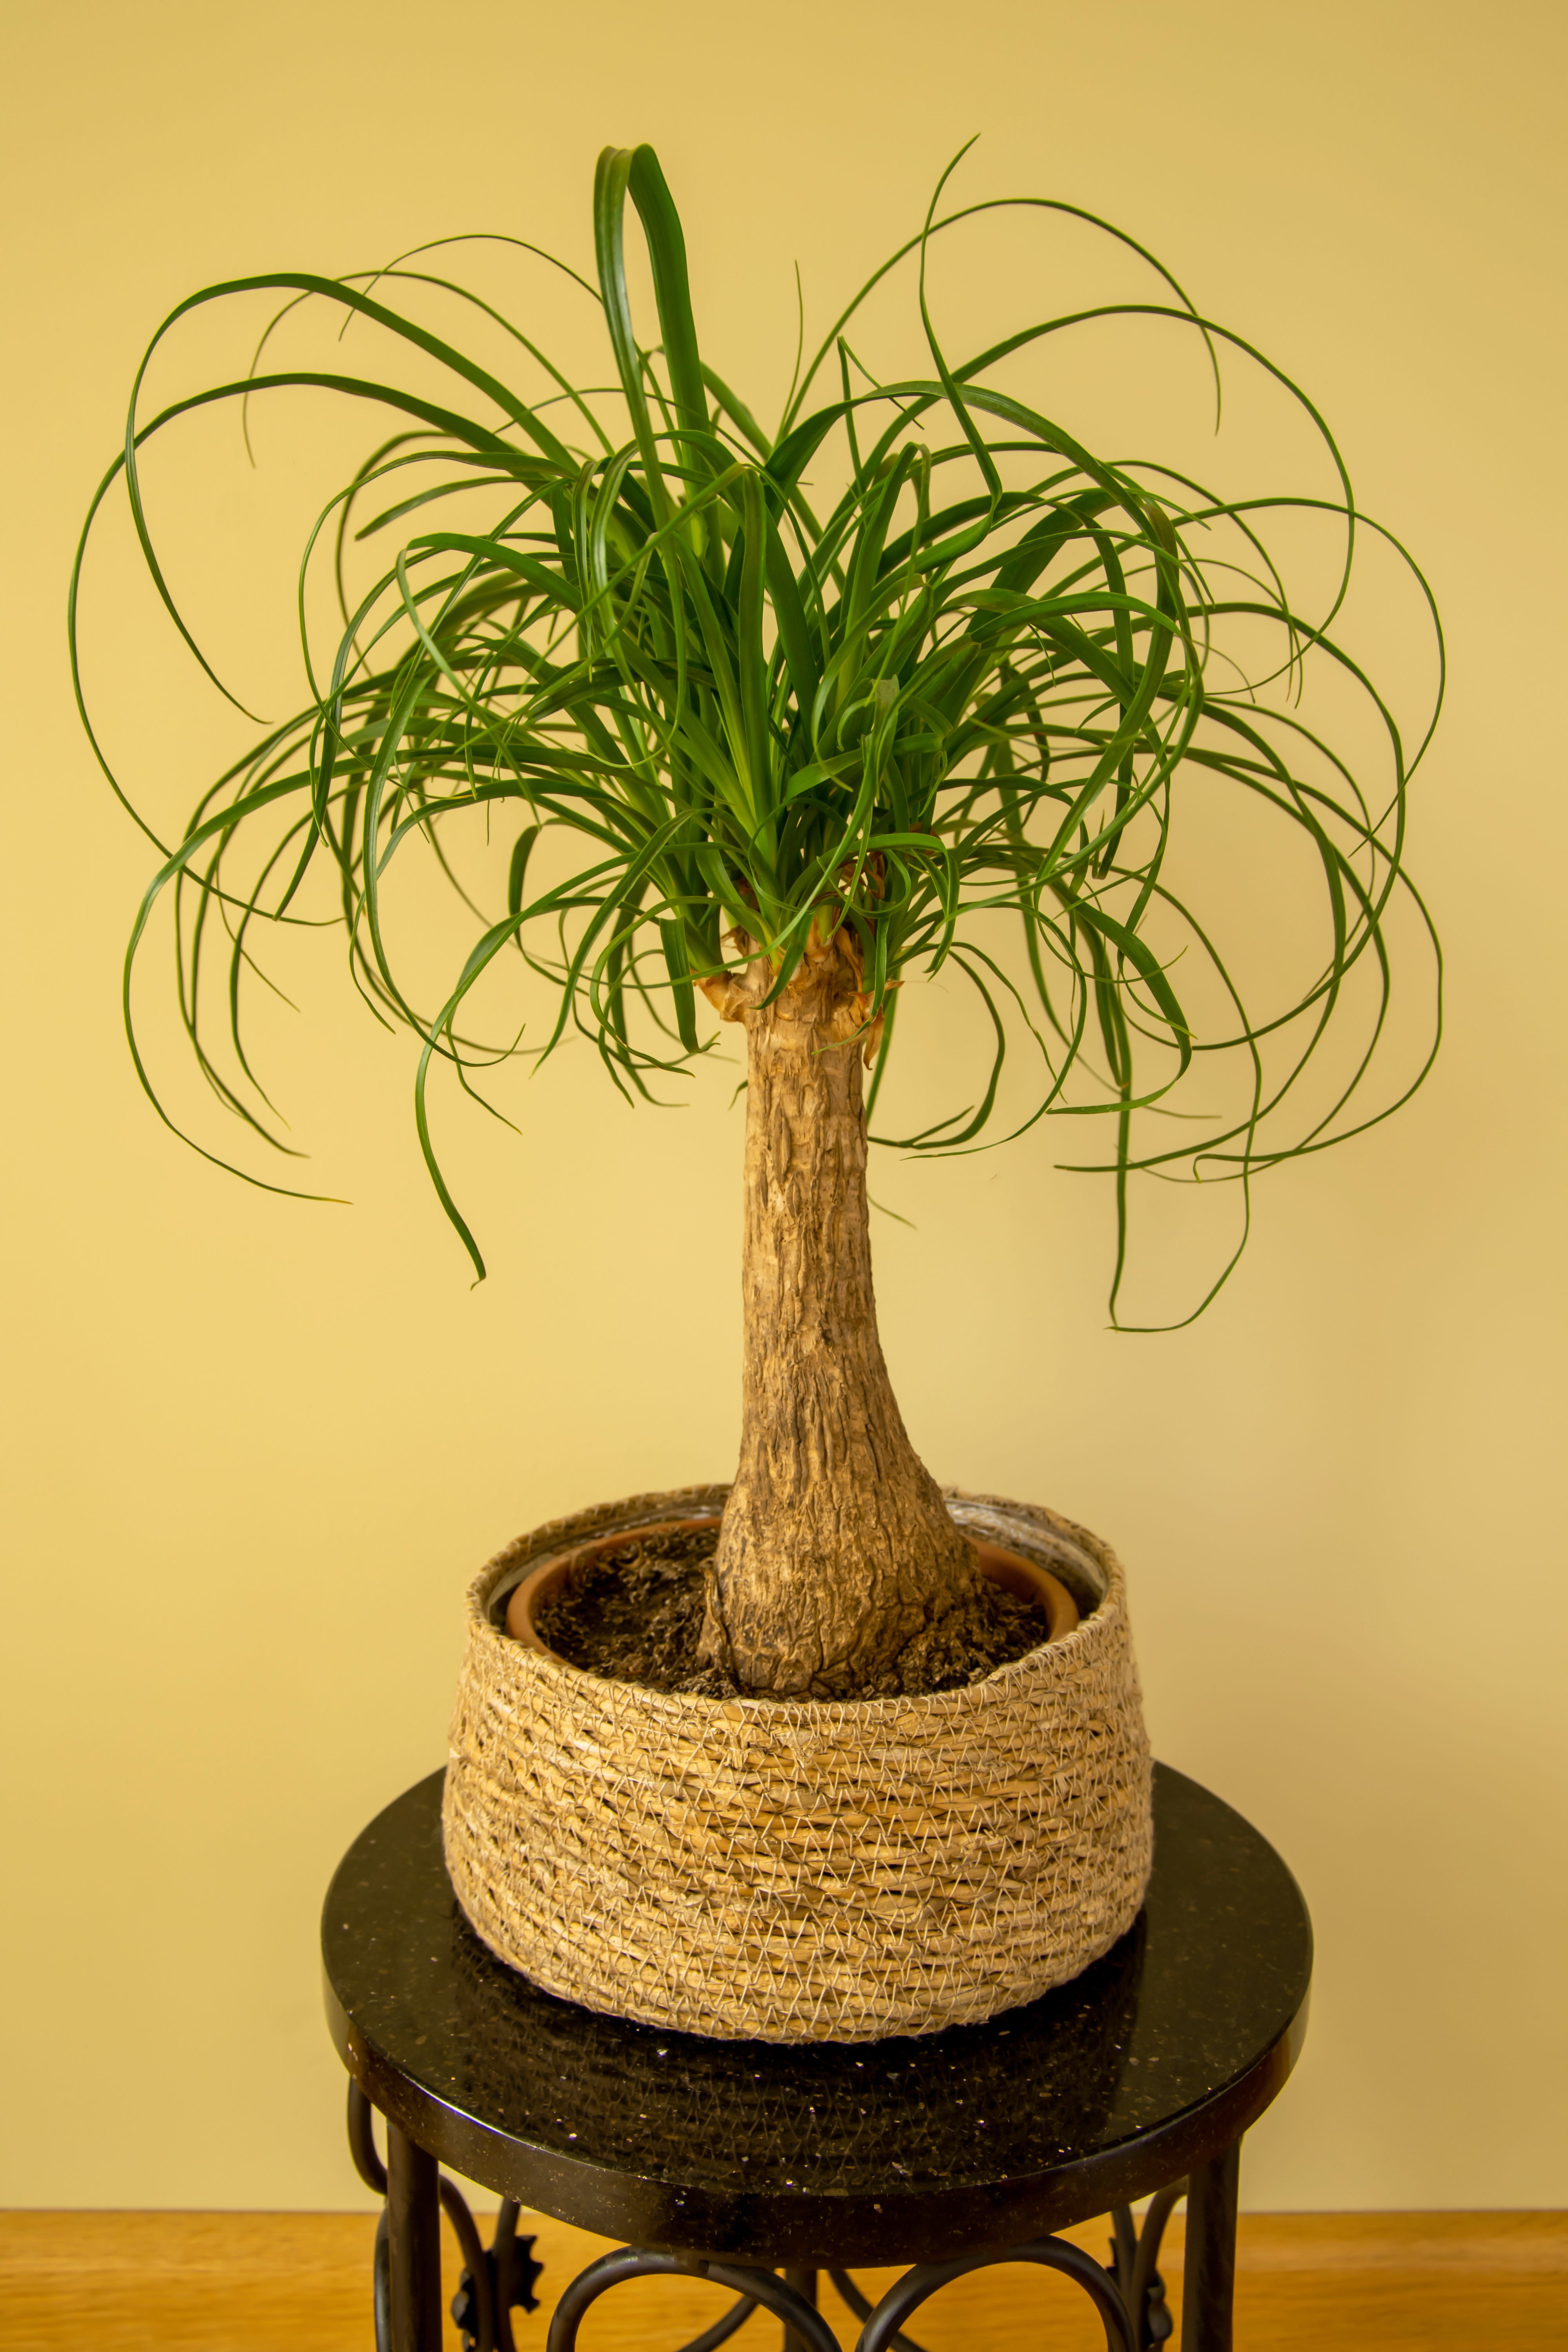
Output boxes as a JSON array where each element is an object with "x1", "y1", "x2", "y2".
[
  {"x1": 444, "y1": 1484, "x2": 1151, "y2": 2043},
  {"x1": 502, "y1": 1518, "x2": 1080, "y2": 1651}
]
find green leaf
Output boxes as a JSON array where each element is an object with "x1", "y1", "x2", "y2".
[
  {"x1": 659, "y1": 919, "x2": 700, "y2": 1053},
  {"x1": 76, "y1": 142, "x2": 1441, "y2": 1319}
]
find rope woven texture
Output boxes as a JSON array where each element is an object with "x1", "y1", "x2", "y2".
[{"x1": 444, "y1": 1485, "x2": 1153, "y2": 2042}]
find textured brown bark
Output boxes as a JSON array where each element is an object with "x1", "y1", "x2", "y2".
[{"x1": 697, "y1": 924, "x2": 991, "y2": 1696}]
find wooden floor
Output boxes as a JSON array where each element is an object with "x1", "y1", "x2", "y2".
[{"x1": 0, "y1": 2208, "x2": 1563, "y2": 2351}]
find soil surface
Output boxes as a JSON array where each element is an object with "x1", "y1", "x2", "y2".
[{"x1": 535, "y1": 1523, "x2": 1052, "y2": 1699}]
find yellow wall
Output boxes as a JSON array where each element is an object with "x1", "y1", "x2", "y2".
[{"x1": 3, "y1": 0, "x2": 1564, "y2": 2211}]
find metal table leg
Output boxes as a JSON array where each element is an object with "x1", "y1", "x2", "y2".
[
  {"x1": 350, "y1": 2083, "x2": 544, "y2": 2352},
  {"x1": 388, "y1": 2122, "x2": 445, "y2": 2352},
  {"x1": 1180, "y1": 2140, "x2": 1241, "y2": 2352},
  {"x1": 782, "y1": 2266, "x2": 818, "y2": 2352}
]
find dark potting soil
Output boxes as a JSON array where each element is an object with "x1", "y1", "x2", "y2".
[{"x1": 535, "y1": 1522, "x2": 1052, "y2": 1700}]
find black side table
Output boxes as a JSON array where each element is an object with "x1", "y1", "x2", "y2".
[{"x1": 323, "y1": 1763, "x2": 1311, "y2": 2352}]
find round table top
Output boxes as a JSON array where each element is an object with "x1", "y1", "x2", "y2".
[{"x1": 323, "y1": 1763, "x2": 1310, "y2": 2267}]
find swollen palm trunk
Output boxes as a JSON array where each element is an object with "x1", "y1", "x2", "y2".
[{"x1": 698, "y1": 925, "x2": 989, "y2": 1697}]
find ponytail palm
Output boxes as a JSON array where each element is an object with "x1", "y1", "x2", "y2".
[{"x1": 74, "y1": 145, "x2": 1440, "y2": 1694}]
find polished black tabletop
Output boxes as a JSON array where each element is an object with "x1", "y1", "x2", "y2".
[{"x1": 323, "y1": 1764, "x2": 1310, "y2": 2266}]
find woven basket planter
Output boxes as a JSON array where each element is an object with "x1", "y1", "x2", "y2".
[{"x1": 443, "y1": 1483, "x2": 1152, "y2": 2043}]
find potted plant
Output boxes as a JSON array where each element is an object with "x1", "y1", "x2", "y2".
[{"x1": 73, "y1": 144, "x2": 1440, "y2": 2040}]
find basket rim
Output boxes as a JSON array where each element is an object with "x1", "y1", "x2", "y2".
[{"x1": 463, "y1": 1483, "x2": 1127, "y2": 1728}]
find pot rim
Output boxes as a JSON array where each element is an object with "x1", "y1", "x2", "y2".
[
  {"x1": 481, "y1": 1484, "x2": 1108, "y2": 1622},
  {"x1": 502, "y1": 1522, "x2": 1080, "y2": 1675}
]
